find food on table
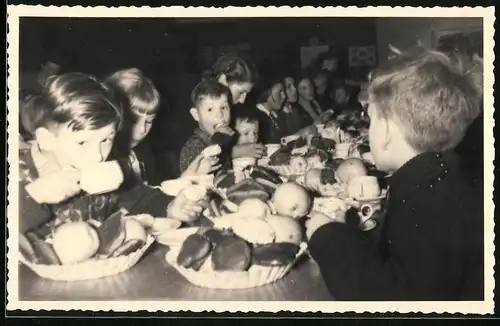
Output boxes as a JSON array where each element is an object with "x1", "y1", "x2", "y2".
[
  {"x1": 225, "y1": 179, "x2": 270, "y2": 205},
  {"x1": 110, "y1": 239, "x2": 144, "y2": 258},
  {"x1": 236, "y1": 198, "x2": 270, "y2": 219},
  {"x1": 269, "y1": 150, "x2": 291, "y2": 166},
  {"x1": 202, "y1": 144, "x2": 222, "y2": 158},
  {"x1": 176, "y1": 233, "x2": 212, "y2": 270},
  {"x1": 19, "y1": 233, "x2": 39, "y2": 264},
  {"x1": 252, "y1": 242, "x2": 300, "y2": 267},
  {"x1": 264, "y1": 215, "x2": 303, "y2": 245},
  {"x1": 52, "y1": 221, "x2": 100, "y2": 264},
  {"x1": 289, "y1": 156, "x2": 308, "y2": 174},
  {"x1": 203, "y1": 228, "x2": 233, "y2": 247},
  {"x1": 211, "y1": 235, "x2": 252, "y2": 272},
  {"x1": 272, "y1": 182, "x2": 311, "y2": 219},
  {"x1": 123, "y1": 218, "x2": 147, "y2": 244},
  {"x1": 125, "y1": 214, "x2": 155, "y2": 229},
  {"x1": 346, "y1": 176, "x2": 382, "y2": 199},
  {"x1": 335, "y1": 157, "x2": 368, "y2": 183},
  {"x1": 25, "y1": 232, "x2": 61, "y2": 265},
  {"x1": 231, "y1": 217, "x2": 276, "y2": 244},
  {"x1": 96, "y1": 209, "x2": 128, "y2": 256},
  {"x1": 248, "y1": 166, "x2": 283, "y2": 185}
]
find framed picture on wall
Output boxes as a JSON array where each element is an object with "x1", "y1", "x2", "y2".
[{"x1": 432, "y1": 28, "x2": 483, "y2": 57}]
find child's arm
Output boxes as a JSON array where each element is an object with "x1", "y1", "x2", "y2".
[
  {"x1": 307, "y1": 213, "x2": 463, "y2": 300},
  {"x1": 179, "y1": 137, "x2": 207, "y2": 173},
  {"x1": 19, "y1": 178, "x2": 53, "y2": 233},
  {"x1": 116, "y1": 182, "x2": 174, "y2": 217}
]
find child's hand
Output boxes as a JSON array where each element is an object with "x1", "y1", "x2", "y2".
[
  {"x1": 166, "y1": 189, "x2": 204, "y2": 222},
  {"x1": 183, "y1": 153, "x2": 221, "y2": 176},
  {"x1": 305, "y1": 211, "x2": 336, "y2": 240},
  {"x1": 25, "y1": 169, "x2": 82, "y2": 204},
  {"x1": 232, "y1": 143, "x2": 266, "y2": 159}
]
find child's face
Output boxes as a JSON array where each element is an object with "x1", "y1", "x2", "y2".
[
  {"x1": 39, "y1": 124, "x2": 116, "y2": 169},
  {"x1": 269, "y1": 83, "x2": 286, "y2": 111},
  {"x1": 298, "y1": 78, "x2": 315, "y2": 101},
  {"x1": 229, "y1": 82, "x2": 253, "y2": 104},
  {"x1": 284, "y1": 77, "x2": 298, "y2": 103},
  {"x1": 334, "y1": 88, "x2": 349, "y2": 104},
  {"x1": 367, "y1": 103, "x2": 391, "y2": 171},
  {"x1": 130, "y1": 111, "x2": 156, "y2": 148},
  {"x1": 235, "y1": 120, "x2": 259, "y2": 144},
  {"x1": 314, "y1": 74, "x2": 328, "y2": 90},
  {"x1": 192, "y1": 94, "x2": 231, "y2": 135}
]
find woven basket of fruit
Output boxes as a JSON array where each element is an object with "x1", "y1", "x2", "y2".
[{"x1": 18, "y1": 210, "x2": 164, "y2": 281}]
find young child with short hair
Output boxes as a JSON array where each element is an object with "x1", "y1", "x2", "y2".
[
  {"x1": 305, "y1": 46, "x2": 483, "y2": 300},
  {"x1": 104, "y1": 68, "x2": 161, "y2": 186},
  {"x1": 19, "y1": 72, "x2": 203, "y2": 236},
  {"x1": 254, "y1": 75, "x2": 288, "y2": 144},
  {"x1": 179, "y1": 79, "x2": 235, "y2": 173},
  {"x1": 233, "y1": 114, "x2": 259, "y2": 145}
]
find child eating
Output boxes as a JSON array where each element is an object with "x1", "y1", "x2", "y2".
[
  {"x1": 105, "y1": 68, "x2": 162, "y2": 186},
  {"x1": 234, "y1": 113, "x2": 259, "y2": 145},
  {"x1": 19, "y1": 73, "x2": 204, "y2": 236},
  {"x1": 305, "y1": 46, "x2": 483, "y2": 300},
  {"x1": 179, "y1": 79, "x2": 235, "y2": 174}
]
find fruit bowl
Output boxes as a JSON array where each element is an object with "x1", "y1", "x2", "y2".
[
  {"x1": 19, "y1": 235, "x2": 154, "y2": 281},
  {"x1": 165, "y1": 239, "x2": 308, "y2": 289}
]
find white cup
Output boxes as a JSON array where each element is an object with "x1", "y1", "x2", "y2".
[
  {"x1": 265, "y1": 144, "x2": 281, "y2": 157},
  {"x1": 346, "y1": 176, "x2": 381, "y2": 200},
  {"x1": 335, "y1": 142, "x2": 354, "y2": 159},
  {"x1": 281, "y1": 134, "x2": 300, "y2": 145},
  {"x1": 80, "y1": 161, "x2": 124, "y2": 195},
  {"x1": 232, "y1": 157, "x2": 257, "y2": 171}
]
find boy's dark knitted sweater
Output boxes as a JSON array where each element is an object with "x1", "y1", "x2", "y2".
[
  {"x1": 19, "y1": 147, "x2": 175, "y2": 235},
  {"x1": 308, "y1": 151, "x2": 483, "y2": 301}
]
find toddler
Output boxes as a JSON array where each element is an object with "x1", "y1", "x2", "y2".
[
  {"x1": 234, "y1": 114, "x2": 259, "y2": 145},
  {"x1": 306, "y1": 46, "x2": 483, "y2": 300},
  {"x1": 19, "y1": 73, "x2": 203, "y2": 236},
  {"x1": 179, "y1": 79, "x2": 235, "y2": 173}
]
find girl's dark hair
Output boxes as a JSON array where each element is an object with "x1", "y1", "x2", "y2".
[
  {"x1": 34, "y1": 72, "x2": 123, "y2": 132},
  {"x1": 204, "y1": 53, "x2": 257, "y2": 85},
  {"x1": 255, "y1": 73, "x2": 284, "y2": 104}
]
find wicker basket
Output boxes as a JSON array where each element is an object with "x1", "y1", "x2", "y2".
[
  {"x1": 165, "y1": 241, "x2": 308, "y2": 289},
  {"x1": 19, "y1": 235, "x2": 155, "y2": 281}
]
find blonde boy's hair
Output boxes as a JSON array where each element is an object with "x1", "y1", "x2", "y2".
[
  {"x1": 105, "y1": 68, "x2": 160, "y2": 115},
  {"x1": 368, "y1": 46, "x2": 481, "y2": 152}
]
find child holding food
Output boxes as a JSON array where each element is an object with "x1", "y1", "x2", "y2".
[
  {"x1": 179, "y1": 79, "x2": 235, "y2": 173},
  {"x1": 104, "y1": 68, "x2": 162, "y2": 186},
  {"x1": 19, "y1": 72, "x2": 204, "y2": 236},
  {"x1": 305, "y1": 46, "x2": 483, "y2": 300}
]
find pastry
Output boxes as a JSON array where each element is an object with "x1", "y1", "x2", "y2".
[
  {"x1": 176, "y1": 233, "x2": 212, "y2": 269},
  {"x1": 211, "y1": 235, "x2": 252, "y2": 272},
  {"x1": 252, "y1": 242, "x2": 300, "y2": 267}
]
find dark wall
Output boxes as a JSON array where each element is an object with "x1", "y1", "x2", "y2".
[{"x1": 19, "y1": 17, "x2": 377, "y2": 151}]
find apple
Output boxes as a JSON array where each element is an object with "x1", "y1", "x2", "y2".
[
  {"x1": 237, "y1": 198, "x2": 270, "y2": 219},
  {"x1": 264, "y1": 215, "x2": 303, "y2": 245},
  {"x1": 336, "y1": 157, "x2": 367, "y2": 183},
  {"x1": 52, "y1": 221, "x2": 100, "y2": 264},
  {"x1": 272, "y1": 182, "x2": 311, "y2": 219}
]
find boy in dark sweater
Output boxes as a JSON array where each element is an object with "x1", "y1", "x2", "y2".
[
  {"x1": 179, "y1": 79, "x2": 235, "y2": 174},
  {"x1": 306, "y1": 46, "x2": 483, "y2": 300},
  {"x1": 19, "y1": 73, "x2": 203, "y2": 236}
]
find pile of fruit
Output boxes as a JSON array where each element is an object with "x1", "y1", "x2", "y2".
[
  {"x1": 20, "y1": 209, "x2": 154, "y2": 266},
  {"x1": 175, "y1": 182, "x2": 309, "y2": 277}
]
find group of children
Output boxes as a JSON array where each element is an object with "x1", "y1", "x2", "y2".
[{"x1": 18, "y1": 45, "x2": 484, "y2": 301}]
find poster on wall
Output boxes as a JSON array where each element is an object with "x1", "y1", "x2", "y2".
[
  {"x1": 300, "y1": 45, "x2": 329, "y2": 68},
  {"x1": 349, "y1": 45, "x2": 377, "y2": 67}
]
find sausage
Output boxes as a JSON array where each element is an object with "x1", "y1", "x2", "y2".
[
  {"x1": 97, "y1": 209, "x2": 127, "y2": 255},
  {"x1": 25, "y1": 232, "x2": 61, "y2": 265},
  {"x1": 19, "y1": 233, "x2": 40, "y2": 264},
  {"x1": 110, "y1": 239, "x2": 144, "y2": 258}
]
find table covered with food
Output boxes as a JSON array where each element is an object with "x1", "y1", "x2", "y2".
[{"x1": 18, "y1": 112, "x2": 389, "y2": 300}]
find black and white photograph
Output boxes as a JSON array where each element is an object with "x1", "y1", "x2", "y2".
[{"x1": 6, "y1": 6, "x2": 495, "y2": 314}]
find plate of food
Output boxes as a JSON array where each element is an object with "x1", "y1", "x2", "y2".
[{"x1": 19, "y1": 209, "x2": 155, "y2": 281}]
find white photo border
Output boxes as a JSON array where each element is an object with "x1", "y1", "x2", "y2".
[{"x1": 6, "y1": 5, "x2": 496, "y2": 314}]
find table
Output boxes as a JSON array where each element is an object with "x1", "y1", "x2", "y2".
[{"x1": 18, "y1": 242, "x2": 335, "y2": 301}]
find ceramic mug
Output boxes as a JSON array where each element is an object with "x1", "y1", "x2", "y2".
[
  {"x1": 232, "y1": 157, "x2": 257, "y2": 171},
  {"x1": 346, "y1": 176, "x2": 381, "y2": 200},
  {"x1": 358, "y1": 202, "x2": 382, "y2": 231},
  {"x1": 80, "y1": 161, "x2": 124, "y2": 195}
]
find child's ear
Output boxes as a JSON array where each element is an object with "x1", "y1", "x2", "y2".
[
  {"x1": 217, "y1": 74, "x2": 228, "y2": 86},
  {"x1": 34, "y1": 127, "x2": 56, "y2": 151},
  {"x1": 189, "y1": 108, "x2": 200, "y2": 122}
]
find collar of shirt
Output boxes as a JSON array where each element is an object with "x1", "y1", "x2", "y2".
[
  {"x1": 256, "y1": 103, "x2": 278, "y2": 119},
  {"x1": 388, "y1": 150, "x2": 458, "y2": 205},
  {"x1": 194, "y1": 127, "x2": 212, "y2": 145}
]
